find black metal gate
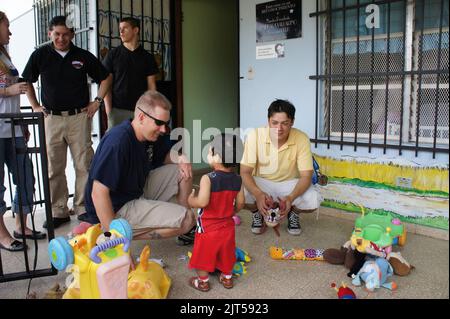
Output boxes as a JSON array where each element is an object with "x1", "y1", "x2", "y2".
[{"x1": 0, "y1": 112, "x2": 56, "y2": 283}]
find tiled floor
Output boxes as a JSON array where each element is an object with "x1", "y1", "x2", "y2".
[{"x1": 0, "y1": 207, "x2": 448, "y2": 299}]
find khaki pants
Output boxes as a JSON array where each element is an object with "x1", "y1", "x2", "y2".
[
  {"x1": 107, "y1": 108, "x2": 134, "y2": 131},
  {"x1": 45, "y1": 112, "x2": 94, "y2": 217},
  {"x1": 117, "y1": 164, "x2": 187, "y2": 237}
]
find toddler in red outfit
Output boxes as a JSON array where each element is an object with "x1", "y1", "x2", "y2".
[{"x1": 188, "y1": 133, "x2": 244, "y2": 291}]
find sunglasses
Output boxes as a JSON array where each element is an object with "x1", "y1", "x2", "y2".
[{"x1": 138, "y1": 107, "x2": 170, "y2": 127}]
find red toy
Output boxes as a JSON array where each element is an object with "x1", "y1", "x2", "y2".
[{"x1": 331, "y1": 282, "x2": 356, "y2": 299}]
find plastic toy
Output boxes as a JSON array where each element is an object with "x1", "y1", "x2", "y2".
[
  {"x1": 331, "y1": 282, "x2": 356, "y2": 299},
  {"x1": 269, "y1": 246, "x2": 325, "y2": 261},
  {"x1": 351, "y1": 257, "x2": 397, "y2": 292},
  {"x1": 350, "y1": 205, "x2": 406, "y2": 257},
  {"x1": 232, "y1": 215, "x2": 241, "y2": 225},
  {"x1": 48, "y1": 219, "x2": 171, "y2": 299},
  {"x1": 128, "y1": 246, "x2": 171, "y2": 299}
]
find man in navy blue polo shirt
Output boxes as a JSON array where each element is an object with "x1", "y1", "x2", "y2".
[
  {"x1": 23, "y1": 16, "x2": 112, "y2": 229},
  {"x1": 84, "y1": 91, "x2": 195, "y2": 241}
]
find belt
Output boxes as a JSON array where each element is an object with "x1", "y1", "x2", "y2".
[{"x1": 45, "y1": 108, "x2": 83, "y2": 116}]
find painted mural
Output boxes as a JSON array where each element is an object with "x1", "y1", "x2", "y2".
[{"x1": 314, "y1": 155, "x2": 449, "y2": 230}]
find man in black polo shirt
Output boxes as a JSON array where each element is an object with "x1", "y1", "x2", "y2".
[
  {"x1": 23, "y1": 16, "x2": 112, "y2": 228},
  {"x1": 103, "y1": 17, "x2": 158, "y2": 130}
]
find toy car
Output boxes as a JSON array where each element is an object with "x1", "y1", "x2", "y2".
[
  {"x1": 351, "y1": 206, "x2": 406, "y2": 255},
  {"x1": 48, "y1": 219, "x2": 171, "y2": 299}
]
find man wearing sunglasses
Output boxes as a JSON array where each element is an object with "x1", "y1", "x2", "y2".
[{"x1": 83, "y1": 91, "x2": 196, "y2": 242}]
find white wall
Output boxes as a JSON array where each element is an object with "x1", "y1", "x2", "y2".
[
  {"x1": 9, "y1": 9, "x2": 35, "y2": 107},
  {"x1": 239, "y1": 0, "x2": 448, "y2": 167},
  {"x1": 239, "y1": 0, "x2": 317, "y2": 135}
]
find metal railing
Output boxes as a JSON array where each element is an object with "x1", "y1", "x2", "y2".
[{"x1": 0, "y1": 112, "x2": 56, "y2": 283}]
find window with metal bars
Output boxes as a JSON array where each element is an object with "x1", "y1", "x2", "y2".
[
  {"x1": 310, "y1": 0, "x2": 449, "y2": 158},
  {"x1": 33, "y1": 0, "x2": 91, "y2": 50},
  {"x1": 97, "y1": 0, "x2": 172, "y2": 81}
]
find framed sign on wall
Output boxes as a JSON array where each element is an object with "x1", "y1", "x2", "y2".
[{"x1": 256, "y1": 0, "x2": 302, "y2": 43}]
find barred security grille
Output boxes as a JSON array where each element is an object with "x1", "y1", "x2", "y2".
[
  {"x1": 33, "y1": 0, "x2": 91, "y2": 50},
  {"x1": 310, "y1": 0, "x2": 449, "y2": 158},
  {"x1": 97, "y1": 0, "x2": 173, "y2": 81},
  {"x1": 0, "y1": 113, "x2": 56, "y2": 283},
  {"x1": 96, "y1": 0, "x2": 178, "y2": 133}
]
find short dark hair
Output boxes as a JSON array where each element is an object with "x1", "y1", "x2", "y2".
[
  {"x1": 267, "y1": 99, "x2": 296, "y2": 120},
  {"x1": 120, "y1": 17, "x2": 141, "y2": 32},
  {"x1": 49, "y1": 16, "x2": 74, "y2": 32},
  {"x1": 210, "y1": 133, "x2": 244, "y2": 168}
]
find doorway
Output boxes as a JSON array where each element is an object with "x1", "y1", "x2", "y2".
[{"x1": 181, "y1": 0, "x2": 240, "y2": 169}]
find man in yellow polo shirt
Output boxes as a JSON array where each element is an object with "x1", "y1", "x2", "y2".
[{"x1": 240, "y1": 99, "x2": 322, "y2": 235}]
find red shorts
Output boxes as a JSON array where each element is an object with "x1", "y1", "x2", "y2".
[{"x1": 189, "y1": 226, "x2": 236, "y2": 274}]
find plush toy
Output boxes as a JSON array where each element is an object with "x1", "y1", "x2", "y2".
[
  {"x1": 265, "y1": 201, "x2": 283, "y2": 227},
  {"x1": 387, "y1": 252, "x2": 415, "y2": 276},
  {"x1": 351, "y1": 257, "x2": 397, "y2": 292},
  {"x1": 269, "y1": 246, "x2": 324, "y2": 261},
  {"x1": 233, "y1": 247, "x2": 251, "y2": 276},
  {"x1": 331, "y1": 282, "x2": 356, "y2": 299},
  {"x1": 263, "y1": 199, "x2": 286, "y2": 237},
  {"x1": 235, "y1": 247, "x2": 251, "y2": 263},
  {"x1": 324, "y1": 241, "x2": 414, "y2": 278},
  {"x1": 232, "y1": 262, "x2": 247, "y2": 277}
]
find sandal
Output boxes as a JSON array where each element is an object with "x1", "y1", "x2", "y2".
[
  {"x1": 13, "y1": 230, "x2": 47, "y2": 240},
  {"x1": 189, "y1": 277, "x2": 210, "y2": 292},
  {"x1": 0, "y1": 240, "x2": 27, "y2": 252},
  {"x1": 219, "y1": 274, "x2": 234, "y2": 289}
]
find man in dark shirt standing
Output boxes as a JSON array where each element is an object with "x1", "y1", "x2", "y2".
[
  {"x1": 103, "y1": 17, "x2": 158, "y2": 130},
  {"x1": 23, "y1": 16, "x2": 112, "y2": 228}
]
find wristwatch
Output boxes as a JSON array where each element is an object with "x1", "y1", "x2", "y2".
[{"x1": 94, "y1": 96, "x2": 103, "y2": 104}]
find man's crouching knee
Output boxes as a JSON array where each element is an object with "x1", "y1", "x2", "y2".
[{"x1": 178, "y1": 208, "x2": 196, "y2": 235}]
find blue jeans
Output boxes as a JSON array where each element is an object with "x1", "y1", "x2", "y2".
[{"x1": 0, "y1": 137, "x2": 35, "y2": 215}]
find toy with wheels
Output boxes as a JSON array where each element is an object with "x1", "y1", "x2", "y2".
[
  {"x1": 48, "y1": 218, "x2": 171, "y2": 299},
  {"x1": 49, "y1": 219, "x2": 133, "y2": 299},
  {"x1": 350, "y1": 205, "x2": 406, "y2": 256}
]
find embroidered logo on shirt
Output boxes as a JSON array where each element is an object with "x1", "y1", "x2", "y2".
[{"x1": 72, "y1": 60, "x2": 84, "y2": 69}]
